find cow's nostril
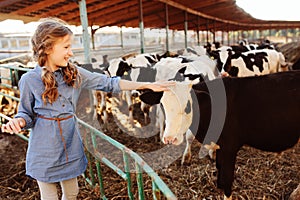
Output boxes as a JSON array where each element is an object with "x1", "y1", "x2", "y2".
[
  {"x1": 163, "y1": 137, "x2": 170, "y2": 144},
  {"x1": 162, "y1": 137, "x2": 167, "y2": 144},
  {"x1": 173, "y1": 137, "x2": 178, "y2": 144}
]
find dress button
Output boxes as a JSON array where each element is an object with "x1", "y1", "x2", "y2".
[{"x1": 62, "y1": 104, "x2": 65, "y2": 107}]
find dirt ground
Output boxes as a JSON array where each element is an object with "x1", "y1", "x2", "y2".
[
  {"x1": 1, "y1": 107, "x2": 299, "y2": 200},
  {"x1": 0, "y1": 42, "x2": 300, "y2": 200}
]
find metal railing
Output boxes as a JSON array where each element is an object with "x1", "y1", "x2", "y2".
[
  {"x1": 0, "y1": 63, "x2": 177, "y2": 200},
  {"x1": 0, "y1": 63, "x2": 31, "y2": 89},
  {"x1": 78, "y1": 118, "x2": 176, "y2": 199}
]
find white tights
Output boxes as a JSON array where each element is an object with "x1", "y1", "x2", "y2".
[{"x1": 37, "y1": 177, "x2": 79, "y2": 200}]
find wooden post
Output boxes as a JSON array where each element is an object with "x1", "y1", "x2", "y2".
[
  {"x1": 120, "y1": 26, "x2": 124, "y2": 48},
  {"x1": 184, "y1": 11, "x2": 188, "y2": 48},
  {"x1": 196, "y1": 16, "x2": 200, "y2": 46},
  {"x1": 138, "y1": 0, "x2": 145, "y2": 53},
  {"x1": 78, "y1": 0, "x2": 91, "y2": 64},
  {"x1": 165, "y1": 3, "x2": 169, "y2": 53}
]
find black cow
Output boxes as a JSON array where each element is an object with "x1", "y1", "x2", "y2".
[
  {"x1": 291, "y1": 57, "x2": 300, "y2": 70},
  {"x1": 139, "y1": 70, "x2": 300, "y2": 200}
]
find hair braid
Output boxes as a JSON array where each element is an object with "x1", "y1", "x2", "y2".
[
  {"x1": 41, "y1": 67, "x2": 58, "y2": 104},
  {"x1": 62, "y1": 62, "x2": 81, "y2": 87}
]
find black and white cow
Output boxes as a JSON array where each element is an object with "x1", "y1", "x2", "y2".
[
  {"x1": 106, "y1": 53, "x2": 221, "y2": 156},
  {"x1": 203, "y1": 47, "x2": 288, "y2": 159},
  {"x1": 153, "y1": 55, "x2": 219, "y2": 143},
  {"x1": 238, "y1": 39, "x2": 275, "y2": 51},
  {"x1": 139, "y1": 70, "x2": 300, "y2": 200},
  {"x1": 106, "y1": 53, "x2": 160, "y2": 124},
  {"x1": 78, "y1": 57, "x2": 132, "y2": 127},
  {"x1": 210, "y1": 48, "x2": 288, "y2": 77}
]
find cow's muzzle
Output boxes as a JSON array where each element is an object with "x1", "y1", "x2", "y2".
[{"x1": 162, "y1": 136, "x2": 178, "y2": 145}]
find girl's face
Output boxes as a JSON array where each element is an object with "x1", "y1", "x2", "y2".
[{"x1": 45, "y1": 34, "x2": 74, "y2": 72}]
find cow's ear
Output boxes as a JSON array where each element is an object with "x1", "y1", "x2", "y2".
[{"x1": 139, "y1": 90, "x2": 163, "y2": 105}]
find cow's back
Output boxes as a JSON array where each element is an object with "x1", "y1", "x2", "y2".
[
  {"x1": 230, "y1": 72, "x2": 299, "y2": 149},
  {"x1": 193, "y1": 71, "x2": 300, "y2": 152}
]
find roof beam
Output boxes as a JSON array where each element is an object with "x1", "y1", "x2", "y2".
[
  {"x1": 10, "y1": 0, "x2": 65, "y2": 15},
  {"x1": 86, "y1": 1, "x2": 138, "y2": 26},
  {"x1": 64, "y1": 0, "x2": 136, "y2": 24},
  {"x1": 155, "y1": 0, "x2": 300, "y2": 30},
  {"x1": 1, "y1": 0, "x2": 300, "y2": 31},
  {"x1": 38, "y1": 1, "x2": 82, "y2": 18},
  {"x1": 0, "y1": 0, "x2": 22, "y2": 7},
  {"x1": 155, "y1": 0, "x2": 243, "y2": 25},
  {"x1": 100, "y1": 1, "x2": 166, "y2": 28},
  {"x1": 0, "y1": 13, "x2": 40, "y2": 23}
]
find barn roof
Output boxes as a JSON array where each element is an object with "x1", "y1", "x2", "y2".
[{"x1": 1, "y1": 0, "x2": 300, "y2": 31}]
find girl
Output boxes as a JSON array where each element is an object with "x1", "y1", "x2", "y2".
[{"x1": 1, "y1": 17, "x2": 174, "y2": 200}]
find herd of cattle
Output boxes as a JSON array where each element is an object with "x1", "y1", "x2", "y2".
[
  {"x1": 81, "y1": 41, "x2": 299, "y2": 200},
  {"x1": 1, "y1": 41, "x2": 299, "y2": 199}
]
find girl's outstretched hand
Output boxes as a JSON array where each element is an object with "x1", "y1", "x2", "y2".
[
  {"x1": 119, "y1": 79, "x2": 176, "y2": 92},
  {"x1": 143, "y1": 80, "x2": 176, "y2": 92}
]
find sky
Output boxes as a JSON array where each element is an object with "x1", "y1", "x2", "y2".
[
  {"x1": 236, "y1": 0, "x2": 300, "y2": 21},
  {"x1": 0, "y1": 0, "x2": 299, "y2": 33}
]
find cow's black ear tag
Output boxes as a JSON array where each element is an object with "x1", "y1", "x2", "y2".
[{"x1": 139, "y1": 90, "x2": 163, "y2": 105}]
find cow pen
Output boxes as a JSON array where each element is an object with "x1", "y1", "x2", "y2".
[
  {"x1": 0, "y1": 55, "x2": 299, "y2": 199},
  {"x1": 0, "y1": 63, "x2": 177, "y2": 200}
]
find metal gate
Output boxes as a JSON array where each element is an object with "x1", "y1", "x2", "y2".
[{"x1": 0, "y1": 63, "x2": 177, "y2": 200}]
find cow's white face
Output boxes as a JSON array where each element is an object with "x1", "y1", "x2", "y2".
[
  {"x1": 161, "y1": 83, "x2": 193, "y2": 145},
  {"x1": 140, "y1": 82, "x2": 193, "y2": 145}
]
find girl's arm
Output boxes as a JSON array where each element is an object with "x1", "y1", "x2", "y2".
[{"x1": 119, "y1": 80, "x2": 175, "y2": 92}]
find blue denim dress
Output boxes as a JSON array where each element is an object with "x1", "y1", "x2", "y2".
[{"x1": 15, "y1": 65, "x2": 121, "y2": 183}]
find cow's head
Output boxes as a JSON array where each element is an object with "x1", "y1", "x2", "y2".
[
  {"x1": 210, "y1": 47, "x2": 241, "y2": 75},
  {"x1": 139, "y1": 82, "x2": 193, "y2": 145},
  {"x1": 106, "y1": 58, "x2": 132, "y2": 77}
]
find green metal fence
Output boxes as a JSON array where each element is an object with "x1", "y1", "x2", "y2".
[{"x1": 0, "y1": 63, "x2": 177, "y2": 200}]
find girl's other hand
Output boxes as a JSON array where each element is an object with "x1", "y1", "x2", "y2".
[{"x1": 1, "y1": 118, "x2": 25, "y2": 134}]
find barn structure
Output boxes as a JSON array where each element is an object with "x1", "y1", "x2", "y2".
[
  {"x1": 0, "y1": 1, "x2": 300, "y2": 199},
  {"x1": 2, "y1": 0, "x2": 300, "y2": 31}
]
